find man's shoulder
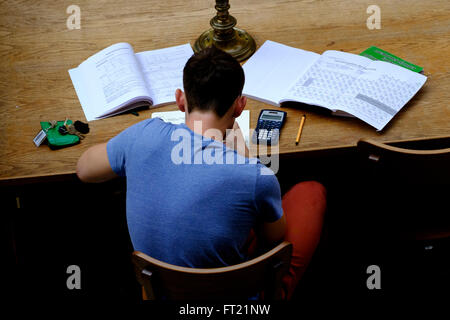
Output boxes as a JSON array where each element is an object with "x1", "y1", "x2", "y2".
[
  {"x1": 132, "y1": 117, "x2": 167, "y2": 129},
  {"x1": 125, "y1": 117, "x2": 179, "y2": 137}
]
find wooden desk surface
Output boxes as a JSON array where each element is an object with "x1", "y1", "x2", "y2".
[{"x1": 1, "y1": 0, "x2": 449, "y2": 184}]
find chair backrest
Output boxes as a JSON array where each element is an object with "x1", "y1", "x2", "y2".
[
  {"x1": 357, "y1": 139, "x2": 450, "y2": 185},
  {"x1": 132, "y1": 241, "x2": 292, "y2": 300}
]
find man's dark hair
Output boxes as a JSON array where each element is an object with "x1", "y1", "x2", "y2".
[{"x1": 183, "y1": 46, "x2": 245, "y2": 117}]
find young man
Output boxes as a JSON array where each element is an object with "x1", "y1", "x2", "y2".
[{"x1": 76, "y1": 47, "x2": 326, "y2": 299}]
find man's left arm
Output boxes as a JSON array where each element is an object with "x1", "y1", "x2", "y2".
[{"x1": 76, "y1": 142, "x2": 118, "y2": 183}]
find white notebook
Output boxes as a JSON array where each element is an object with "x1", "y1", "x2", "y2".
[
  {"x1": 243, "y1": 40, "x2": 427, "y2": 131},
  {"x1": 69, "y1": 42, "x2": 194, "y2": 121}
]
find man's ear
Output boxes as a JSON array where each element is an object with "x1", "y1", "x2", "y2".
[
  {"x1": 232, "y1": 96, "x2": 247, "y2": 118},
  {"x1": 175, "y1": 89, "x2": 186, "y2": 112}
]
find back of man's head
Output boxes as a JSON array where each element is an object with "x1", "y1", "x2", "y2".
[{"x1": 183, "y1": 46, "x2": 245, "y2": 117}]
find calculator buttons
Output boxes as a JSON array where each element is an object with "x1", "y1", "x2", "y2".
[
  {"x1": 255, "y1": 129, "x2": 279, "y2": 143},
  {"x1": 253, "y1": 109, "x2": 287, "y2": 145}
]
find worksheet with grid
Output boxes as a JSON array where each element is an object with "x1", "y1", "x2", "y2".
[{"x1": 243, "y1": 41, "x2": 427, "y2": 131}]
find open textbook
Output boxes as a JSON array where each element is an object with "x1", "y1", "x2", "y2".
[
  {"x1": 243, "y1": 41, "x2": 427, "y2": 131},
  {"x1": 151, "y1": 110, "x2": 250, "y2": 147},
  {"x1": 69, "y1": 43, "x2": 194, "y2": 121}
]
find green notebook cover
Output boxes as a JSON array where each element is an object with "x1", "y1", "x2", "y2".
[{"x1": 360, "y1": 46, "x2": 423, "y2": 73}]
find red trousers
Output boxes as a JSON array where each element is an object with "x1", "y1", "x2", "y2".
[
  {"x1": 280, "y1": 181, "x2": 326, "y2": 299},
  {"x1": 247, "y1": 181, "x2": 327, "y2": 300}
]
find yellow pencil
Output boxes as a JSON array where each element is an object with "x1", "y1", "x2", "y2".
[{"x1": 295, "y1": 114, "x2": 306, "y2": 145}]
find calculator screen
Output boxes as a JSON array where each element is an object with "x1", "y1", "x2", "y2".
[{"x1": 261, "y1": 114, "x2": 282, "y2": 120}]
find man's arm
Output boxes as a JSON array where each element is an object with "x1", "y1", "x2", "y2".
[
  {"x1": 76, "y1": 142, "x2": 118, "y2": 183},
  {"x1": 256, "y1": 213, "x2": 286, "y2": 248},
  {"x1": 253, "y1": 164, "x2": 286, "y2": 249},
  {"x1": 225, "y1": 121, "x2": 250, "y2": 158}
]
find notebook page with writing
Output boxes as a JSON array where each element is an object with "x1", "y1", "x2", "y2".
[
  {"x1": 151, "y1": 110, "x2": 250, "y2": 147},
  {"x1": 243, "y1": 40, "x2": 319, "y2": 106},
  {"x1": 334, "y1": 58, "x2": 427, "y2": 130},
  {"x1": 69, "y1": 43, "x2": 151, "y2": 121},
  {"x1": 136, "y1": 44, "x2": 194, "y2": 106},
  {"x1": 280, "y1": 50, "x2": 373, "y2": 111}
]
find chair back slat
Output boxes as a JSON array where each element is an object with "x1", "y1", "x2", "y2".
[
  {"x1": 357, "y1": 139, "x2": 450, "y2": 184},
  {"x1": 132, "y1": 241, "x2": 292, "y2": 300}
]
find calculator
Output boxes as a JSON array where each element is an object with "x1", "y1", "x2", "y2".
[{"x1": 252, "y1": 109, "x2": 287, "y2": 145}]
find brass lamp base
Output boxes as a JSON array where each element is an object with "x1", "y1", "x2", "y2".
[
  {"x1": 193, "y1": 0, "x2": 256, "y2": 62},
  {"x1": 194, "y1": 27, "x2": 256, "y2": 62}
]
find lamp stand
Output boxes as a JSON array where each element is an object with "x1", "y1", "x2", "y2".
[{"x1": 193, "y1": 0, "x2": 256, "y2": 62}]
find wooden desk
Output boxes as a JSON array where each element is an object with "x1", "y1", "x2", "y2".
[{"x1": 1, "y1": 0, "x2": 449, "y2": 185}]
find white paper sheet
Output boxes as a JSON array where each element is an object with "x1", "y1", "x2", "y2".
[
  {"x1": 242, "y1": 40, "x2": 320, "y2": 106},
  {"x1": 151, "y1": 110, "x2": 250, "y2": 147}
]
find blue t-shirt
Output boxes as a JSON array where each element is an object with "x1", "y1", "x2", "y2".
[{"x1": 107, "y1": 118, "x2": 283, "y2": 268}]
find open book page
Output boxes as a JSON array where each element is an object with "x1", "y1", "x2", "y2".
[
  {"x1": 280, "y1": 50, "x2": 373, "y2": 111},
  {"x1": 151, "y1": 110, "x2": 250, "y2": 147},
  {"x1": 242, "y1": 41, "x2": 320, "y2": 106},
  {"x1": 333, "y1": 59, "x2": 427, "y2": 131},
  {"x1": 136, "y1": 44, "x2": 194, "y2": 106},
  {"x1": 69, "y1": 43, "x2": 152, "y2": 121}
]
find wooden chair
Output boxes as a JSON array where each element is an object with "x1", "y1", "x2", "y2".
[
  {"x1": 355, "y1": 139, "x2": 450, "y2": 290},
  {"x1": 357, "y1": 138, "x2": 450, "y2": 185},
  {"x1": 132, "y1": 241, "x2": 292, "y2": 300},
  {"x1": 356, "y1": 138, "x2": 450, "y2": 239}
]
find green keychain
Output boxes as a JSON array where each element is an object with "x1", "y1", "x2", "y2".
[{"x1": 40, "y1": 120, "x2": 79, "y2": 149}]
